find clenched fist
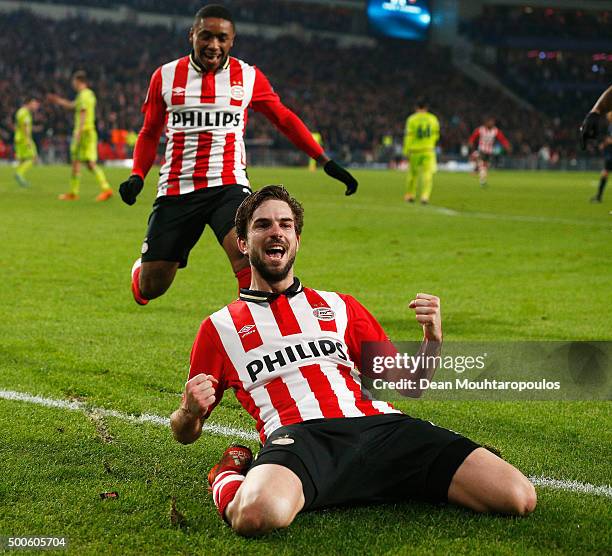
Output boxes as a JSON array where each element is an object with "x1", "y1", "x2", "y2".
[
  {"x1": 408, "y1": 293, "x2": 442, "y2": 342},
  {"x1": 182, "y1": 373, "x2": 218, "y2": 417}
]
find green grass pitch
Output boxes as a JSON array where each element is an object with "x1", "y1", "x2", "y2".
[{"x1": 0, "y1": 165, "x2": 610, "y2": 555}]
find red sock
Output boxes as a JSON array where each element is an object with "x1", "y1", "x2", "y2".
[
  {"x1": 235, "y1": 267, "x2": 252, "y2": 290},
  {"x1": 131, "y1": 262, "x2": 149, "y2": 305},
  {"x1": 212, "y1": 470, "x2": 245, "y2": 520}
]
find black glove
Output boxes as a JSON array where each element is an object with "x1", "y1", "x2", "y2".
[
  {"x1": 324, "y1": 160, "x2": 358, "y2": 196},
  {"x1": 579, "y1": 112, "x2": 605, "y2": 150},
  {"x1": 119, "y1": 175, "x2": 144, "y2": 206}
]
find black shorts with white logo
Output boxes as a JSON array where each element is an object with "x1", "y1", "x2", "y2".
[
  {"x1": 249, "y1": 413, "x2": 479, "y2": 511},
  {"x1": 141, "y1": 184, "x2": 251, "y2": 268}
]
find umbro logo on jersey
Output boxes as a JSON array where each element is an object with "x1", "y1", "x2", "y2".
[
  {"x1": 172, "y1": 87, "x2": 186, "y2": 94},
  {"x1": 313, "y1": 307, "x2": 335, "y2": 321},
  {"x1": 238, "y1": 324, "x2": 256, "y2": 337}
]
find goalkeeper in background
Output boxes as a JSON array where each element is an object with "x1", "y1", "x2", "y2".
[
  {"x1": 403, "y1": 98, "x2": 440, "y2": 204},
  {"x1": 48, "y1": 71, "x2": 112, "y2": 202},
  {"x1": 13, "y1": 97, "x2": 40, "y2": 187}
]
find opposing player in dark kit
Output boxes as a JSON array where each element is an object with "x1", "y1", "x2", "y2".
[{"x1": 579, "y1": 85, "x2": 612, "y2": 203}]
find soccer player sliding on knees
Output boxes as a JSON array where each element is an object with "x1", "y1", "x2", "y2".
[
  {"x1": 170, "y1": 185, "x2": 537, "y2": 537},
  {"x1": 118, "y1": 4, "x2": 357, "y2": 306}
]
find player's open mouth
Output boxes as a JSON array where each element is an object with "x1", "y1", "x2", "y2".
[
  {"x1": 204, "y1": 52, "x2": 221, "y2": 63},
  {"x1": 265, "y1": 245, "x2": 286, "y2": 260}
]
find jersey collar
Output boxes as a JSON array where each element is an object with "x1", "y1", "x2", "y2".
[
  {"x1": 239, "y1": 278, "x2": 303, "y2": 303},
  {"x1": 189, "y1": 51, "x2": 230, "y2": 74}
]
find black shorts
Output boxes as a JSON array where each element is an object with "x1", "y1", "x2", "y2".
[
  {"x1": 141, "y1": 184, "x2": 251, "y2": 268},
  {"x1": 478, "y1": 151, "x2": 492, "y2": 163},
  {"x1": 250, "y1": 414, "x2": 479, "y2": 511},
  {"x1": 604, "y1": 157, "x2": 612, "y2": 172}
]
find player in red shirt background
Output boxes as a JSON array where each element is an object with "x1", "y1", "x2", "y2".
[
  {"x1": 118, "y1": 5, "x2": 357, "y2": 306},
  {"x1": 170, "y1": 185, "x2": 537, "y2": 536},
  {"x1": 469, "y1": 117, "x2": 511, "y2": 187}
]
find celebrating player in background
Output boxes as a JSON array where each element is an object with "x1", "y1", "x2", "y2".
[
  {"x1": 47, "y1": 71, "x2": 112, "y2": 202},
  {"x1": 170, "y1": 185, "x2": 536, "y2": 536},
  {"x1": 13, "y1": 97, "x2": 40, "y2": 187},
  {"x1": 403, "y1": 98, "x2": 439, "y2": 204},
  {"x1": 469, "y1": 117, "x2": 511, "y2": 187},
  {"x1": 119, "y1": 4, "x2": 357, "y2": 307},
  {"x1": 579, "y1": 85, "x2": 612, "y2": 151}
]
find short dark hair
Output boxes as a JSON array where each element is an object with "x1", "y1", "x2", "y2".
[
  {"x1": 235, "y1": 185, "x2": 304, "y2": 240},
  {"x1": 415, "y1": 97, "x2": 428, "y2": 109},
  {"x1": 194, "y1": 4, "x2": 234, "y2": 27},
  {"x1": 72, "y1": 70, "x2": 88, "y2": 84}
]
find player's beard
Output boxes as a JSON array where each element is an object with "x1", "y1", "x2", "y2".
[{"x1": 249, "y1": 250, "x2": 296, "y2": 285}]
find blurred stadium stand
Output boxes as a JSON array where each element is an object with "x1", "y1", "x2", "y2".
[
  {"x1": 460, "y1": 4, "x2": 611, "y2": 165},
  {"x1": 0, "y1": 0, "x2": 610, "y2": 170}
]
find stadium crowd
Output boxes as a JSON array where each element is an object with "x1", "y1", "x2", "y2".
[
  {"x1": 0, "y1": 10, "x2": 588, "y2": 165},
  {"x1": 492, "y1": 50, "x2": 609, "y2": 124},
  {"x1": 462, "y1": 5, "x2": 611, "y2": 159},
  {"x1": 36, "y1": 0, "x2": 367, "y2": 34},
  {"x1": 462, "y1": 5, "x2": 612, "y2": 41}
]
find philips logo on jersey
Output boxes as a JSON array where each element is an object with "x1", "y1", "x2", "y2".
[
  {"x1": 246, "y1": 339, "x2": 348, "y2": 382},
  {"x1": 170, "y1": 110, "x2": 242, "y2": 128}
]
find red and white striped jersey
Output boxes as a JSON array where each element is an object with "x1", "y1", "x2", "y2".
[
  {"x1": 469, "y1": 126, "x2": 510, "y2": 154},
  {"x1": 134, "y1": 54, "x2": 324, "y2": 197},
  {"x1": 188, "y1": 280, "x2": 400, "y2": 443}
]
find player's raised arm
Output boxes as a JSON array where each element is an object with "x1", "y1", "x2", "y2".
[
  {"x1": 496, "y1": 129, "x2": 511, "y2": 153},
  {"x1": 250, "y1": 68, "x2": 358, "y2": 196},
  {"x1": 46, "y1": 93, "x2": 75, "y2": 110},
  {"x1": 342, "y1": 293, "x2": 442, "y2": 397},
  {"x1": 171, "y1": 374, "x2": 218, "y2": 444},
  {"x1": 119, "y1": 68, "x2": 166, "y2": 205},
  {"x1": 468, "y1": 128, "x2": 480, "y2": 148},
  {"x1": 377, "y1": 293, "x2": 443, "y2": 398},
  {"x1": 171, "y1": 318, "x2": 227, "y2": 444},
  {"x1": 580, "y1": 85, "x2": 612, "y2": 150}
]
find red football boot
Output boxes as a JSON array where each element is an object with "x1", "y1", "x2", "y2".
[
  {"x1": 208, "y1": 444, "x2": 253, "y2": 490},
  {"x1": 131, "y1": 258, "x2": 149, "y2": 306}
]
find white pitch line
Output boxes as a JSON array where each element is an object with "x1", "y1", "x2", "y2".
[
  {"x1": 529, "y1": 476, "x2": 612, "y2": 498},
  {"x1": 426, "y1": 206, "x2": 608, "y2": 227},
  {"x1": 340, "y1": 202, "x2": 609, "y2": 227},
  {"x1": 1, "y1": 389, "x2": 610, "y2": 498},
  {"x1": 0, "y1": 389, "x2": 259, "y2": 442}
]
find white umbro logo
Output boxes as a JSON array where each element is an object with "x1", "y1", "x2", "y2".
[
  {"x1": 238, "y1": 324, "x2": 256, "y2": 336},
  {"x1": 172, "y1": 87, "x2": 186, "y2": 94}
]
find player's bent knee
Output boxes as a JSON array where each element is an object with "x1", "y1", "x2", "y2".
[
  {"x1": 139, "y1": 264, "x2": 178, "y2": 299},
  {"x1": 231, "y1": 494, "x2": 296, "y2": 537},
  {"x1": 507, "y1": 477, "x2": 537, "y2": 516}
]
